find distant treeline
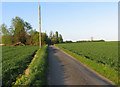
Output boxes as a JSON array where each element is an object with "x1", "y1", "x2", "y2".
[
  {"x1": 76, "y1": 40, "x2": 105, "y2": 42},
  {"x1": 63, "y1": 40, "x2": 105, "y2": 43},
  {"x1": 0, "y1": 16, "x2": 63, "y2": 45}
]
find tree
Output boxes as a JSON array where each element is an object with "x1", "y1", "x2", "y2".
[
  {"x1": 24, "y1": 22, "x2": 32, "y2": 32},
  {"x1": 0, "y1": 24, "x2": 13, "y2": 45},
  {"x1": 2, "y1": 35, "x2": 13, "y2": 45},
  {"x1": 9, "y1": 26, "x2": 14, "y2": 35},
  {"x1": 11, "y1": 17, "x2": 32, "y2": 44},
  {"x1": 65, "y1": 40, "x2": 72, "y2": 43},
  {"x1": 28, "y1": 30, "x2": 49, "y2": 45},
  {"x1": 33, "y1": 32, "x2": 39, "y2": 45},
  {"x1": 55, "y1": 31, "x2": 59, "y2": 44},
  {"x1": 28, "y1": 29, "x2": 38, "y2": 45},
  {"x1": 48, "y1": 31, "x2": 63, "y2": 44},
  {"x1": 41, "y1": 33, "x2": 48, "y2": 45},
  {"x1": 51, "y1": 38, "x2": 56, "y2": 45},
  {"x1": 58, "y1": 34, "x2": 63, "y2": 43},
  {"x1": 1, "y1": 16, "x2": 64, "y2": 46},
  {"x1": 1, "y1": 24, "x2": 9, "y2": 35},
  {"x1": 12, "y1": 17, "x2": 27, "y2": 43}
]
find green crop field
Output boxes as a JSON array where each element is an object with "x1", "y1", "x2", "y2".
[
  {"x1": 14, "y1": 46, "x2": 48, "y2": 86},
  {"x1": 55, "y1": 41, "x2": 118, "y2": 84},
  {"x1": 2, "y1": 46, "x2": 39, "y2": 86}
]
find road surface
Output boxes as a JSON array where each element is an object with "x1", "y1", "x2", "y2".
[{"x1": 47, "y1": 45, "x2": 114, "y2": 85}]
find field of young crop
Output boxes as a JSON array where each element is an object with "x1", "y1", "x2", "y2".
[
  {"x1": 2, "y1": 46, "x2": 39, "y2": 86},
  {"x1": 55, "y1": 41, "x2": 118, "y2": 84}
]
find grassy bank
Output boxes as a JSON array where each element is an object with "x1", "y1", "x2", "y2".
[
  {"x1": 13, "y1": 45, "x2": 48, "y2": 86},
  {"x1": 55, "y1": 43, "x2": 118, "y2": 85}
]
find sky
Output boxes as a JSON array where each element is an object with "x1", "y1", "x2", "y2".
[{"x1": 1, "y1": 2, "x2": 118, "y2": 41}]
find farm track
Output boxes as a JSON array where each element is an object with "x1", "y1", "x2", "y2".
[{"x1": 47, "y1": 45, "x2": 114, "y2": 85}]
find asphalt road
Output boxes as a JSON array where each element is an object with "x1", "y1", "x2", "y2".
[{"x1": 47, "y1": 45, "x2": 114, "y2": 85}]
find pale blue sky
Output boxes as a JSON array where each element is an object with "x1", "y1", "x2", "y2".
[{"x1": 2, "y1": 2, "x2": 118, "y2": 41}]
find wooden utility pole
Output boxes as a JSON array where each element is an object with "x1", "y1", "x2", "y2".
[{"x1": 39, "y1": 5, "x2": 41, "y2": 48}]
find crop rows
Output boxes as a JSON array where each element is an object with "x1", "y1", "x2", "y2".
[
  {"x1": 56, "y1": 42, "x2": 118, "y2": 70},
  {"x1": 2, "y1": 46, "x2": 39, "y2": 86}
]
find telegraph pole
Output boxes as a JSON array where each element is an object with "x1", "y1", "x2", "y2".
[{"x1": 39, "y1": 5, "x2": 41, "y2": 48}]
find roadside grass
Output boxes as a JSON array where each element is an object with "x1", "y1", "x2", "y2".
[
  {"x1": 55, "y1": 45, "x2": 118, "y2": 85},
  {"x1": 13, "y1": 45, "x2": 48, "y2": 86}
]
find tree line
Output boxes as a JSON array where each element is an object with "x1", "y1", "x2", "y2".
[{"x1": 0, "y1": 16, "x2": 63, "y2": 45}]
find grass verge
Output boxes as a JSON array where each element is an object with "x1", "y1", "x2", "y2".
[
  {"x1": 13, "y1": 45, "x2": 48, "y2": 86},
  {"x1": 55, "y1": 45, "x2": 118, "y2": 85}
]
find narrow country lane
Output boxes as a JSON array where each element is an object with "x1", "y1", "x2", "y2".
[{"x1": 47, "y1": 45, "x2": 114, "y2": 85}]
